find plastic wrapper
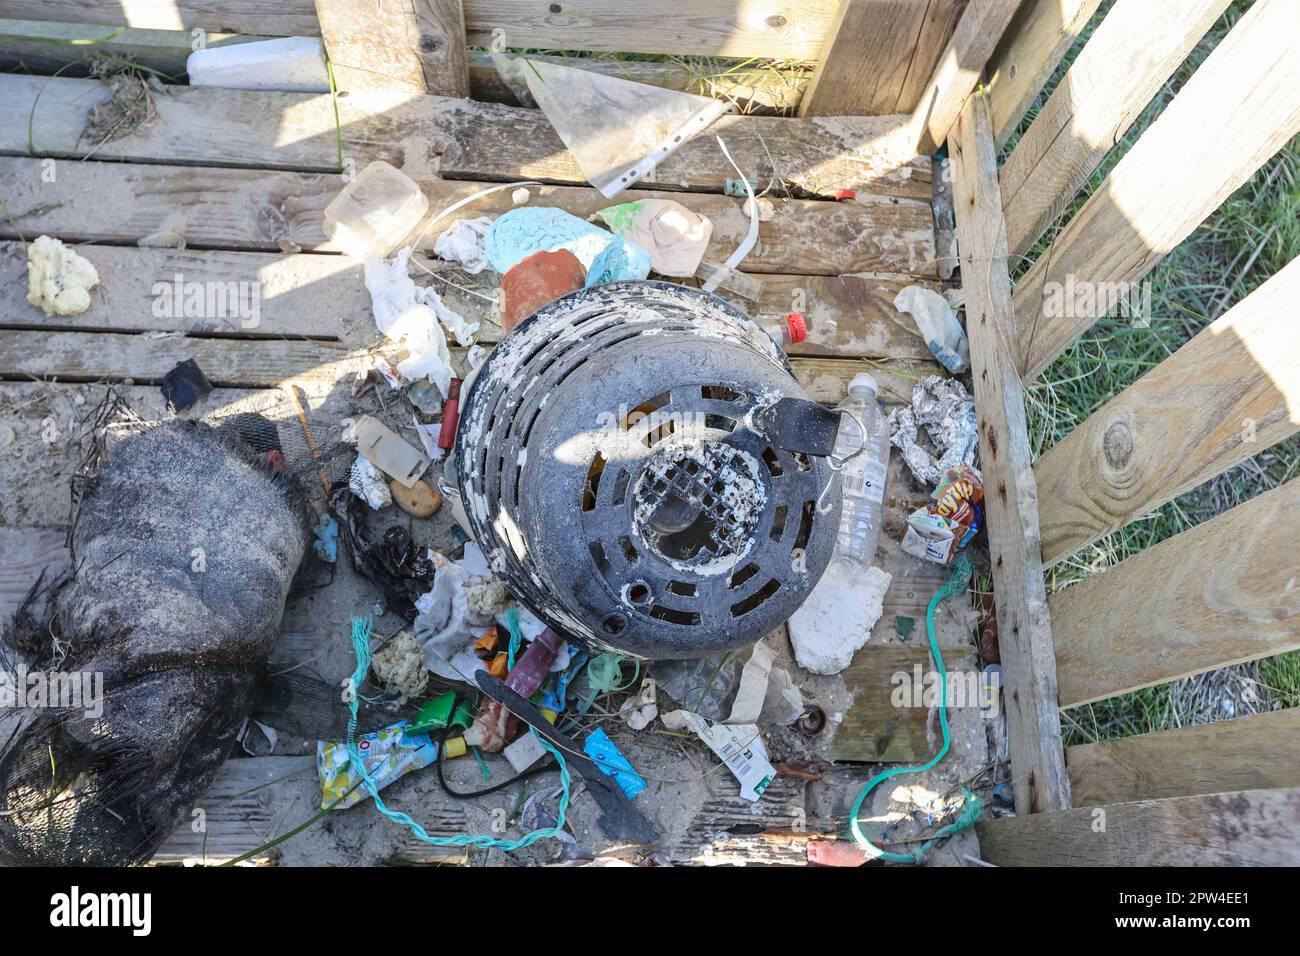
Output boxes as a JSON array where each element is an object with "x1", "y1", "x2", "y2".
[
  {"x1": 894, "y1": 285, "x2": 968, "y2": 373},
  {"x1": 594, "y1": 199, "x2": 712, "y2": 277},
  {"x1": 900, "y1": 464, "x2": 984, "y2": 565},
  {"x1": 888, "y1": 375, "x2": 978, "y2": 486},
  {"x1": 318, "y1": 721, "x2": 437, "y2": 809}
]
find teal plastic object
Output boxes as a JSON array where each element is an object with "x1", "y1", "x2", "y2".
[{"x1": 485, "y1": 208, "x2": 651, "y2": 286}]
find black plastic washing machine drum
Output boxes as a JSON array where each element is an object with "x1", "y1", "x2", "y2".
[{"x1": 454, "y1": 281, "x2": 844, "y2": 660}]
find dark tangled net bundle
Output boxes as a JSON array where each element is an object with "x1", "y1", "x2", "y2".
[{"x1": 0, "y1": 408, "x2": 307, "y2": 866}]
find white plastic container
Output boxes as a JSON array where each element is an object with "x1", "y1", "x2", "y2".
[
  {"x1": 322, "y1": 161, "x2": 429, "y2": 261},
  {"x1": 186, "y1": 36, "x2": 329, "y2": 93},
  {"x1": 833, "y1": 372, "x2": 890, "y2": 564}
]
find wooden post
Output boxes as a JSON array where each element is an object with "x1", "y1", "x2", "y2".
[
  {"x1": 1010, "y1": 0, "x2": 1300, "y2": 380},
  {"x1": 798, "y1": 0, "x2": 964, "y2": 117},
  {"x1": 911, "y1": 0, "x2": 1023, "y2": 154},
  {"x1": 315, "y1": 0, "x2": 469, "y2": 96},
  {"x1": 949, "y1": 90, "x2": 1070, "y2": 814}
]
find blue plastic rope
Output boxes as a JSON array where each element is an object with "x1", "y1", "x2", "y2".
[{"x1": 345, "y1": 617, "x2": 571, "y2": 851}]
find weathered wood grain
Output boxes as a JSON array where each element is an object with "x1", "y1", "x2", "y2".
[
  {"x1": 0, "y1": 0, "x2": 322, "y2": 38},
  {"x1": 799, "y1": 0, "x2": 965, "y2": 117},
  {"x1": 1067, "y1": 711, "x2": 1300, "y2": 807},
  {"x1": 831, "y1": 644, "x2": 980, "y2": 763},
  {"x1": 1034, "y1": 256, "x2": 1300, "y2": 564},
  {"x1": 0, "y1": 157, "x2": 936, "y2": 277},
  {"x1": 1000, "y1": 0, "x2": 1233, "y2": 259},
  {"x1": 1050, "y1": 478, "x2": 1300, "y2": 708},
  {"x1": 0, "y1": 73, "x2": 931, "y2": 200},
  {"x1": 314, "y1": 0, "x2": 468, "y2": 96},
  {"x1": 950, "y1": 91, "x2": 1069, "y2": 814},
  {"x1": 984, "y1": 0, "x2": 1102, "y2": 147},
  {"x1": 911, "y1": 0, "x2": 1023, "y2": 155},
  {"x1": 1011, "y1": 0, "x2": 1300, "y2": 380},
  {"x1": 977, "y1": 787, "x2": 1300, "y2": 865},
  {"x1": 0, "y1": 0, "x2": 840, "y2": 58},
  {"x1": 0, "y1": 242, "x2": 365, "y2": 339},
  {"x1": 0, "y1": 329, "x2": 362, "y2": 388},
  {"x1": 0, "y1": 242, "x2": 937, "y2": 360},
  {"x1": 0, "y1": 18, "x2": 262, "y2": 77},
  {"x1": 154, "y1": 755, "x2": 469, "y2": 864}
]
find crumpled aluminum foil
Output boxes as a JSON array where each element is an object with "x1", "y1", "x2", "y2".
[{"x1": 887, "y1": 375, "x2": 978, "y2": 486}]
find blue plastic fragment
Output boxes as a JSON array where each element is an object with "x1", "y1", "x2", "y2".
[
  {"x1": 582, "y1": 727, "x2": 646, "y2": 799},
  {"x1": 540, "y1": 646, "x2": 590, "y2": 713},
  {"x1": 484, "y1": 207, "x2": 651, "y2": 286},
  {"x1": 312, "y1": 514, "x2": 339, "y2": 563}
]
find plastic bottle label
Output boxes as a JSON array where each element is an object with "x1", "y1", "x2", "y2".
[{"x1": 843, "y1": 454, "x2": 888, "y2": 505}]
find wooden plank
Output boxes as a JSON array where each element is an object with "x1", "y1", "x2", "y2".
[
  {"x1": 0, "y1": 331, "x2": 927, "y2": 421},
  {"x1": 1011, "y1": 0, "x2": 1300, "y2": 380},
  {"x1": 977, "y1": 787, "x2": 1300, "y2": 866},
  {"x1": 153, "y1": 755, "x2": 468, "y2": 864},
  {"x1": 911, "y1": 0, "x2": 1023, "y2": 155},
  {"x1": 669, "y1": 775, "x2": 807, "y2": 865},
  {"x1": 461, "y1": 0, "x2": 836, "y2": 59},
  {"x1": 0, "y1": 18, "x2": 261, "y2": 77},
  {"x1": 984, "y1": 0, "x2": 1103, "y2": 147},
  {"x1": 1034, "y1": 256, "x2": 1300, "y2": 564},
  {"x1": 1067, "y1": 711, "x2": 1300, "y2": 807},
  {"x1": 0, "y1": 242, "x2": 365, "y2": 339},
  {"x1": 0, "y1": 329, "x2": 362, "y2": 388},
  {"x1": 1050, "y1": 478, "x2": 1300, "y2": 708},
  {"x1": 785, "y1": 358, "x2": 941, "y2": 406},
  {"x1": 949, "y1": 91, "x2": 1068, "y2": 814},
  {"x1": 0, "y1": 157, "x2": 937, "y2": 277},
  {"x1": 0, "y1": 242, "x2": 936, "y2": 360},
  {"x1": 0, "y1": 1, "x2": 323, "y2": 38},
  {"x1": 0, "y1": 0, "x2": 840, "y2": 59},
  {"x1": 1000, "y1": 0, "x2": 1232, "y2": 260},
  {"x1": 795, "y1": 0, "x2": 961, "y2": 119},
  {"x1": 0, "y1": 74, "x2": 932, "y2": 200},
  {"x1": 433, "y1": 101, "x2": 932, "y2": 203},
  {"x1": 831, "y1": 644, "x2": 979, "y2": 763},
  {"x1": 314, "y1": 0, "x2": 468, "y2": 97}
]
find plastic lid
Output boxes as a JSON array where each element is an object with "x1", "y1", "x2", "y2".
[
  {"x1": 848, "y1": 372, "x2": 878, "y2": 397},
  {"x1": 783, "y1": 311, "x2": 808, "y2": 344}
]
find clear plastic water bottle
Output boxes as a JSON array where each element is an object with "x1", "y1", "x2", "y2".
[{"x1": 833, "y1": 372, "x2": 890, "y2": 564}]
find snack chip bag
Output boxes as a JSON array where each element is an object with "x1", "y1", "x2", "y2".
[
  {"x1": 318, "y1": 721, "x2": 438, "y2": 809},
  {"x1": 901, "y1": 464, "x2": 984, "y2": 565}
]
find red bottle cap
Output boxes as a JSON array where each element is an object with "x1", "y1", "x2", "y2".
[{"x1": 783, "y1": 312, "x2": 808, "y2": 343}]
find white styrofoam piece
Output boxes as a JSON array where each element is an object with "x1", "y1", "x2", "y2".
[{"x1": 187, "y1": 36, "x2": 329, "y2": 93}]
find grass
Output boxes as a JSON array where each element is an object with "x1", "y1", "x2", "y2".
[
  {"x1": 491, "y1": 47, "x2": 812, "y2": 114},
  {"x1": 999, "y1": 0, "x2": 1300, "y2": 745}
]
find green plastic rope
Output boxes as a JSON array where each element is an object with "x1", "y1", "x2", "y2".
[
  {"x1": 345, "y1": 617, "x2": 571, "y2": 851},
  {"x1": 848, "y1": 555, "x2": 984, "y2": 863}
]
